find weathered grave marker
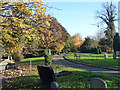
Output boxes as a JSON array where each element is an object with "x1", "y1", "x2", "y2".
[
  {"x1": 50, "y1": 81, "x2": 59, "y2": 89},
  {"x1": 37, "y1": 65, "x2": 56, "y2": 88},
  {"x1": 90, "y1": 78, "x2": 107, "y2": 89},
  {"x1": 116, "y1": 51, "x2": 120, "y2": 56},
  {"x1": 104, "y1": 53, "x2": 108, "y2": 59}
]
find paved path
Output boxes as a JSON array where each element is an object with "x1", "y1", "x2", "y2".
[{"x1": 53, "y1": 55, "x2": 120, "y2": 77}]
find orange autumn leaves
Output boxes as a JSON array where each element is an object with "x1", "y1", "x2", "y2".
[{"x1": 72, "y1": 34, "x2": 84, "y2": 51}]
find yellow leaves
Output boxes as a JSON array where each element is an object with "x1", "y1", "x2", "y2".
[
  {"x1": 2, "y1": 1, "x2": 57, "y2": 53},
  {"x1": 31, "y1": 11, "x2": 34, "y2": 15},
  {"x1": 38, "y1": 3, "x2": 43, "y2": 7},
  {"x1": 42, "y1": 7, "x2": 46, "y2": 11},
  {"x1": 18, "y1": 2, "x2": 24, "y2": 5},
  {"x1": 42, "y1": 35, "x2": 45, "y2": 41},
  {"x1": 72, "y1": 34, "x2": 84, "y2": 51},
  {"x1": 45, "y1": 21, "x2": 50, "y2": 26},
  {"x1": 27, "y1": 36, "x2": 31, "y2": 40},
  {"x1": 1, "y1": 23, "x2": 9, "y2": 26},
  {"x1": 55, "y1": 42, "x2": 65, "y2": 52},
  {"x1": 48, "y1": 31, "x2": 51, "y2": 36},
  {"x1": 13, "y1": 2, "x2": 17, "y2": 6}
]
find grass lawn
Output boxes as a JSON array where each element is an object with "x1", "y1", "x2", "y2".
[
  {"x1": 65, "y1": 53, "x2": 120, "y2": 70},
  {"x1": 2, "y1": 56, "x2": 120, "y2": 89}
]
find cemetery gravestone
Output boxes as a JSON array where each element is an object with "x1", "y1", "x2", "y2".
[
  {"x1": 37, "y1": 65, "x2": 56, "y2": 88},
  {"x1": 50, "y1": 81, "x2": 59, "y2": 89},
  {"x1": 104, "y1": 53, "x2": 108, "y2": 59},
  {"x1": 90, "y1": 78, "x2": 107, "y2": 89},
  {"x1": 116, "y1": 51, "x2": 120, "y2": 56}
]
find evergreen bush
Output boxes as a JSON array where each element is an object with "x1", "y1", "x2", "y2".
[{"x1": 44, "y1": 49, "x2": 52, "y2": 66}]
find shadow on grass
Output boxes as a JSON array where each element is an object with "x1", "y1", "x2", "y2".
[
  {"x1": 2, "y1": 70, "x2": 120, "y2": 89},
  {"x1": 57, "y1": 71, "x2": 120, "y2": 88},
  {"x1": 2, "y1": 75, "x2": 42, "y2": 89}
]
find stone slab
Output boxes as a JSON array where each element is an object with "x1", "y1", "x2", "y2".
[{"x1": 0, "y1": 59, "x2": 15, "y2": 70}]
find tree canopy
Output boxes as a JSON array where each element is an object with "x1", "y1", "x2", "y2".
[
  {"x1": 72, "y1": 34, "x2": 84, "y2": 51},
  {"x1": 1, "y1": 1, "x2": 69, "y2": 61}
]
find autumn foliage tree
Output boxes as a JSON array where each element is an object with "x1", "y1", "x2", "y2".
[
  {"x1": 1, "y1": 1, "x2": 69, "y2": 62},
  {"x1": 38, "y1": 15, "x2": 69, "y2": 52},
  {"x1": 72, "y1": 34, "x2": 84, "y2": 51},
  {"x1": 1, "y1": 2, "x2": 50, "y2": 61}
]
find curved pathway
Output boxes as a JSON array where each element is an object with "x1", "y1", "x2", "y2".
[{"x1": 52, "y1": 55, "x2": 120, "y2": 77}]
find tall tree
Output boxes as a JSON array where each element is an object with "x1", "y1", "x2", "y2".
[
  {"x1": 63, "y1": 34, "x2": 75, "y2": 53},
  {"x1": 1, "y1": 2, "x2": 49, "y2": 61},
  {"x1": 38, "y1": 15, "x2": 69, "y2": 52},
  {"x1": 97, "y1": 2, "x2": 117, "y2": 52},
  {"x1": 80, "y1": 37, "x2": 99, "y2": 53}
]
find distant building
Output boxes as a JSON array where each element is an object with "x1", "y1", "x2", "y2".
[{"x1": 118, "y1": 1, "x2": 120, "y2": 35}]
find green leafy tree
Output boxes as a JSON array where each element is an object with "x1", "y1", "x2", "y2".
[
  {"x1": 80, "y1": 37, "x2": 99, "y2": 53},
  {"x1": 80, "y1": 37, "x2": 94, "y2": 53},
  {"x1": 63, "y1": 34, "x2": 75, "y2": 53}
]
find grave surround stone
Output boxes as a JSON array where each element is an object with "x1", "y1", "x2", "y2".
[{"x1": 0, "y1": 59, "x2": 17, "y2": 70}]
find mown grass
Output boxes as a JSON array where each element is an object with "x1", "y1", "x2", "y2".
[
  {"x1": 65, "y1": 53, "x2": 120, "y2": 69},
  {"x1": 2, "y1": 56, "x2": 120, "y2": 89}
]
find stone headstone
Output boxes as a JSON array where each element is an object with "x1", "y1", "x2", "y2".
[
  {"x1": 50, "y1": 81, "x2": 59, "y2": 89},
  {"x1": 116, "y1": 51, "x2": 120, "y2": 56},
  {"x1": 90, "y1": 78, "x2": 107, "y2": 89},
  {"x1": 104, "y1": 53, "x2": 108, "y2": 59},
  {"x1": 37, "y1": 65, "x2": 56, "y2": 88}
]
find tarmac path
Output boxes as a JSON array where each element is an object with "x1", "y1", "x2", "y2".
[{"x1": 52, "y1": 55, "x2": 120, "y2": 77}]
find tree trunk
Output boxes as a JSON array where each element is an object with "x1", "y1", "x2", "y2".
[{"x1": 113, "y1": 51, "x2": 116, "y2": 59}]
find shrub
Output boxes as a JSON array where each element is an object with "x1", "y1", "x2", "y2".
[
  {"x1": 13, "y1": 50, "x2": 22, "y2": 61},
  {"x1": 44, "y1": 49, "x2": 52, "y2": 66}
]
